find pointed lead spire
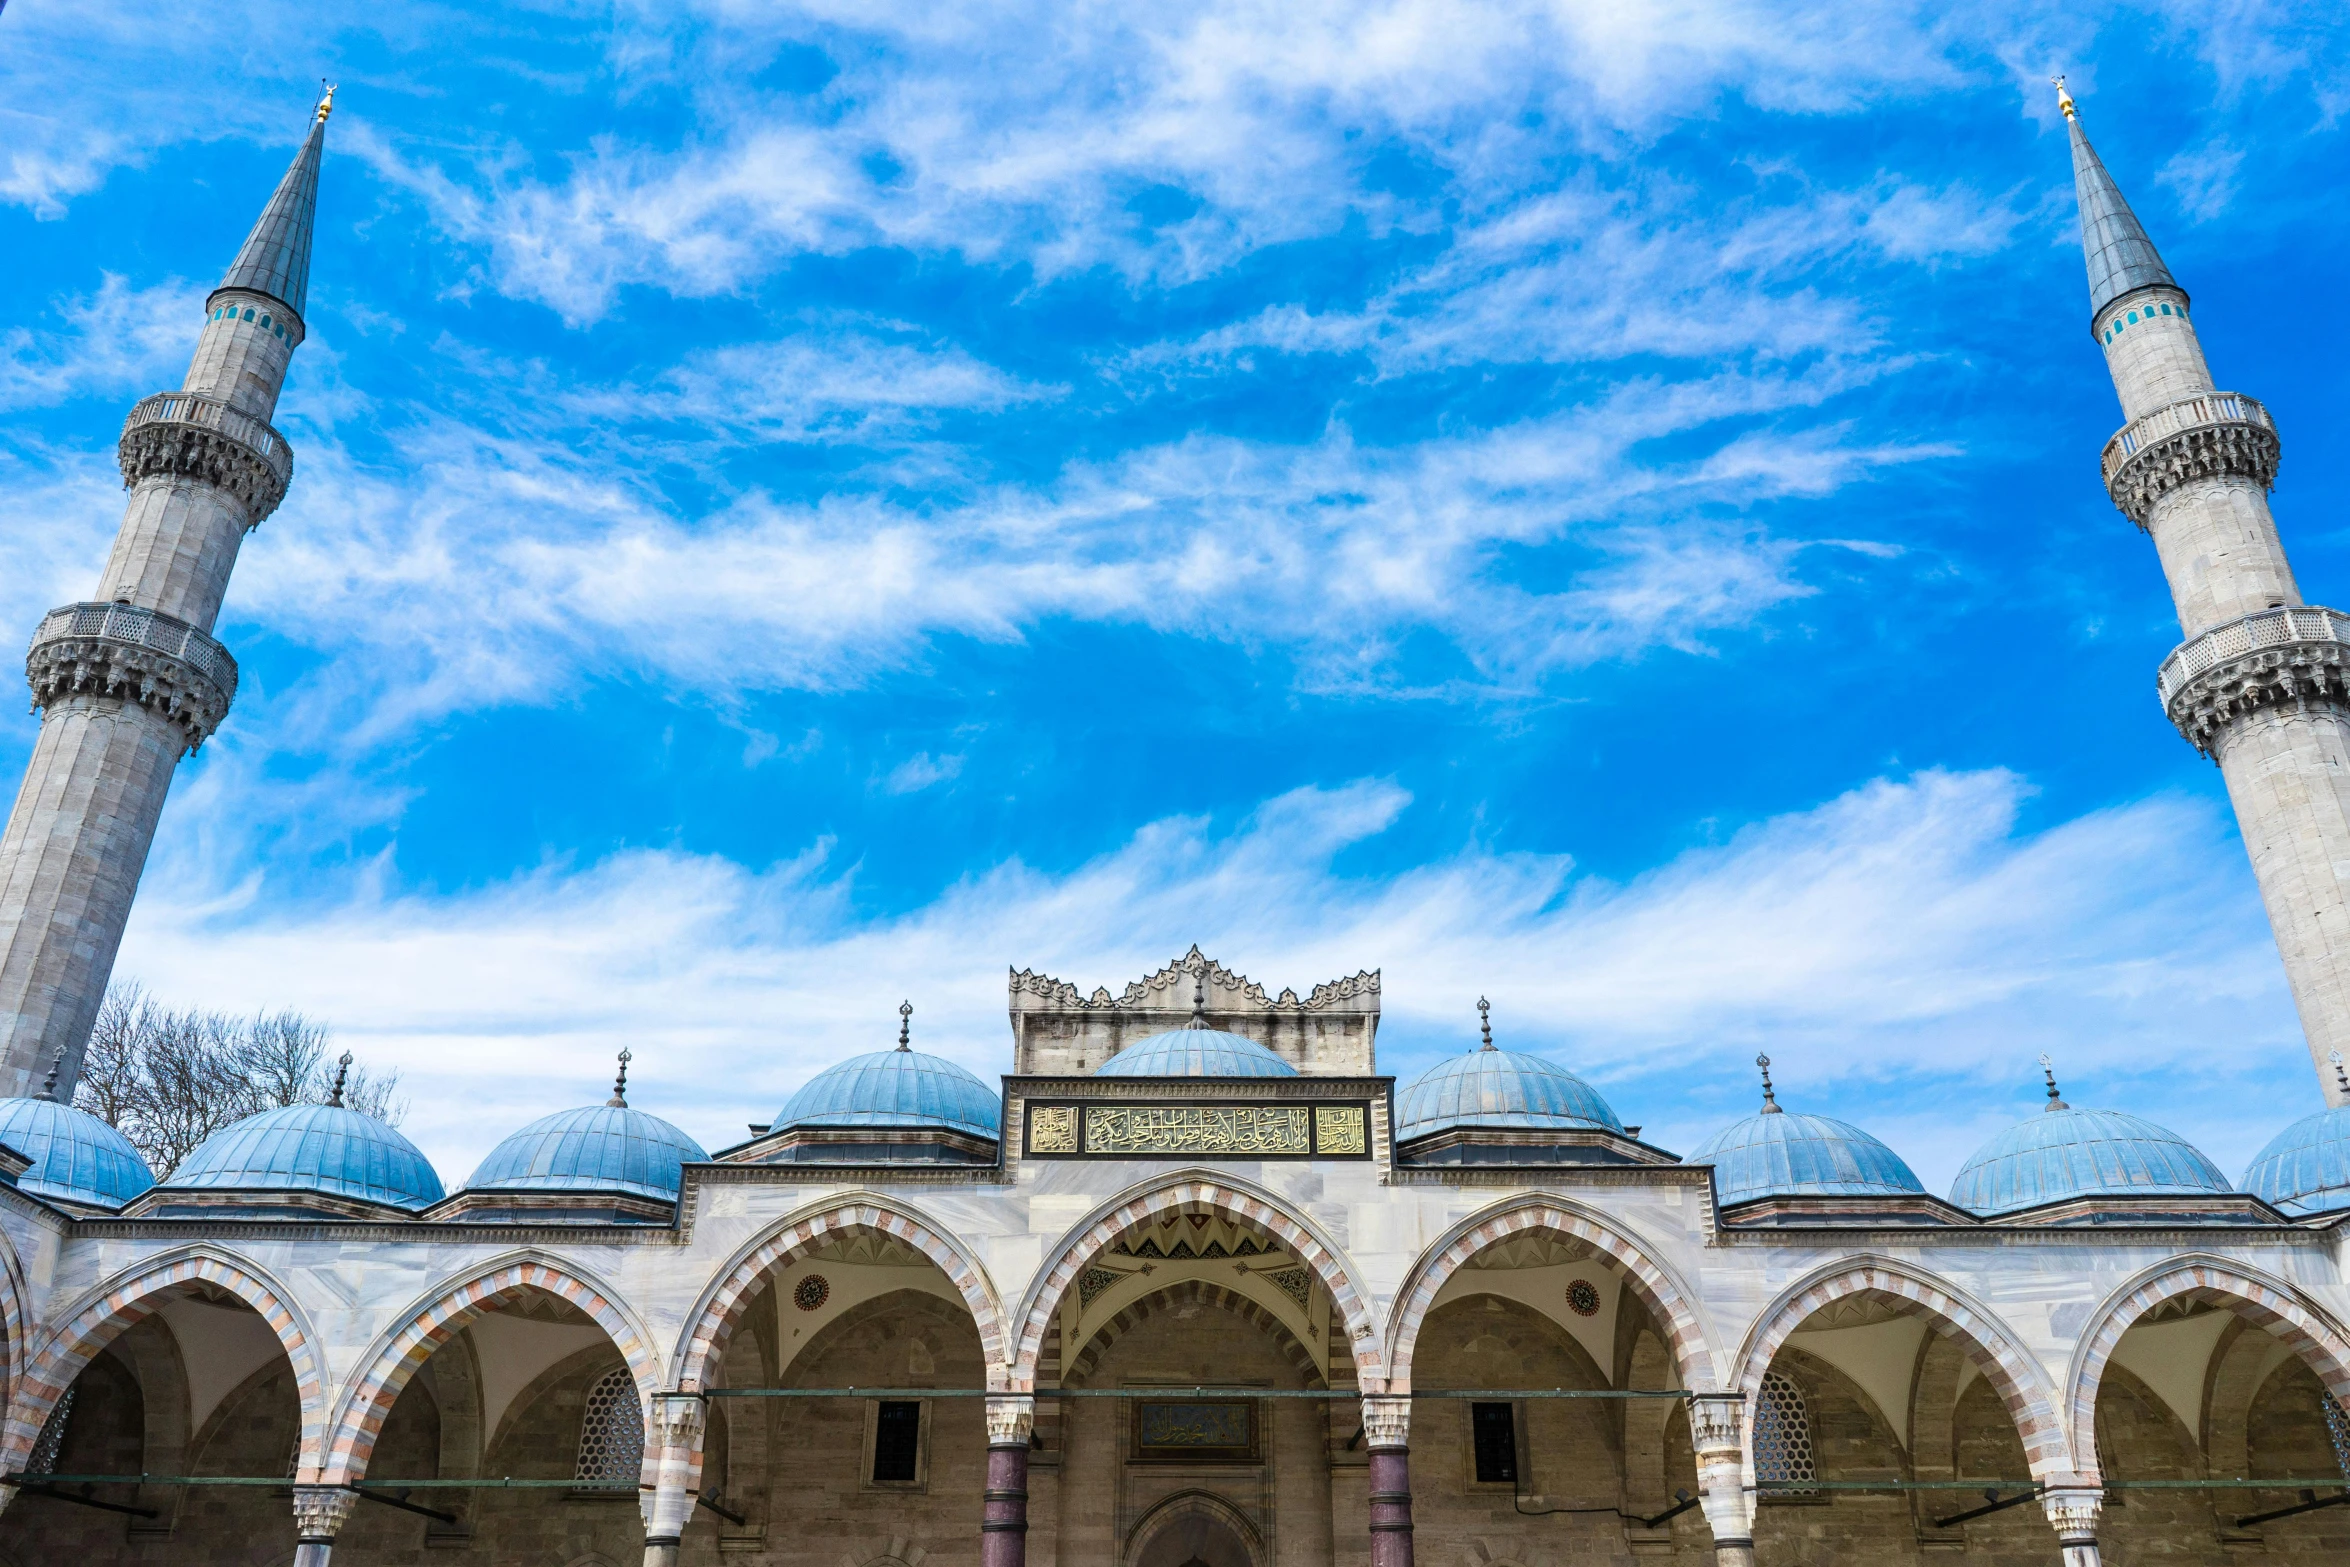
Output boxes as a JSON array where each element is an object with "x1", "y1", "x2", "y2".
[
  {"x1": 2056, "y1": 79, "x2": 2180, "y2": 324},
  {"x1": 213, "y1": 86, "x2": 333, "y2": 326}
]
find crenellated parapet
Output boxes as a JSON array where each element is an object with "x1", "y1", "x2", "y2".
[
  {"x1": 24, "y1": 601, "x2": 239, "y2": 751},
  {"x1": 117, "y1": 390, "x2": 294, "y2": 526},
  {"x1": 2100, "y1": 390, "x2": 2279, "y2": 528},
  {"x1": 2157, "y1": 605, "x2": 2350, "y2": 758},
  {"x1": 1008, "y1": 944, "x2": 1381, "y2": 1074}
]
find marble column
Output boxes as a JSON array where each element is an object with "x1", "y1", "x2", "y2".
[
  {"x1": 984, "y1": 1395, "x2": 1035, "y2": 1567},
  {"x1": 291, "y1": 1485, "x2": 357, "y2": 1567},
  {"x1": 1687, "y1": 1394, "x2": 1754, "y2": 1567},
  {"x1": 641, "y1": 1393, "x2": 706, "y2": 1567},
  {"x1": 1362, "y1": 1393, "x2": 1413, "y2": 1567},
  {"x1": 2043, "y1": 1486, "x2": 2104, "y2": 1566}
]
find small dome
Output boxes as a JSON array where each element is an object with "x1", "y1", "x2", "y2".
[
  {"x1": 1097, "y1": 1028, "x2": 1299, "y2": 1079},
  {"x1": 466, "y1": 1104, "x2": 709, "y2": 1201},
  {"x1": 1397, "y1": 1048, "x2": 1622, "y2": 1139},
  {"x1": 163, "y1": 1102, "x2": 445, "y2": 1210},
  {"x1": 776, "y1": 1048, "x2": 1001, "y2": 1138},
  {"x1": 0, "y1": 1096, "x2": 155, "y2": 1210},
  {"x1": 1950, "y1": 1101, "x2": 2230, "y2": 1217},
  {"x1": 2240, "y1": 1105, "x2": 2350, "y2": 1216},
  {"x1": 1686, "y1": 1110, "x2": 1923, "y2": 1204}
]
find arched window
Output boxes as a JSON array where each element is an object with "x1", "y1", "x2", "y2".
[
  {"x1": 28, "y1": 1387, "x2": 74, "y2": 1475},
  {"x1": 576, "y1": 1368, "x2": 646, "y2": 1483},
  {"x1": 1752, "y1": 1371, "x2": 1817, "y2": 1493},
  {"x1": 2323, "y1": 1393, "x2": 2350, "y2": 1480}
]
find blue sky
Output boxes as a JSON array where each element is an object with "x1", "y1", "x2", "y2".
[{"x1": 3, "y1": 1, "x2": 2347, "y2": 1187}]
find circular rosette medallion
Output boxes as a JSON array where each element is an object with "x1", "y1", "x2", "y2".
[{"x1": 794, "y1": 1273, "x2": 831, "y2": 1312}]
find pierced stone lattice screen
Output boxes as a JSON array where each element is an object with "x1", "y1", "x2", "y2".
[
  {"x1": 1753, "y1": 1371, "x2": 1817, "y2": 1493},
  {"x1": 28, "y1": 1386, "x2": 74, "y2": 1474},
  {"x1": 2324, "y1": 1394, "x2": 2350, "y2": 1479},
  {"x1": 576, "y1": 1367, "x2": 647, "y2": 1482}
]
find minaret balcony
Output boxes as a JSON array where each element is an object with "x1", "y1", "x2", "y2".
[
  {"x1": 2101, "y1": 390, "x2": 2279, "y2": 527},
  {"x1": 2157, "y1": 604, "x2": 2350, "y2": 757},
  {"x1": 24, "y1": 602, "x2": 239, "y2": 750},
  {"x1": 117, "y1": 391, "x2": 294, "y2": 526}
]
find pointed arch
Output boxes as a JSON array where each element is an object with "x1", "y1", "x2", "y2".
[
  {"x1": 1012, "y1": 1172, "x2": 1384, "y2": 1389},
  {"x1": 1126, "y1": 1486, "x2": 1264, "y2": 1567},
  {"x1": 318, "y1": 1251, "x2": 662, "y2": 1484},
  {"x1": 671, "y1": 1194, "x2": 1007, "y2": 1392},
  {"x1": 5, "y1": 1246, "x2": 328, "y2": 1476},
  {"x1": 0, "y1": 1224, "x2": 29, "y2": 1413},
  {"x1": 1387, "y1": 1196, "x2": 1716, "y2": 1392},
  {"x1": 2064, "y1": 1254, "x2": 2350, "y2": 1476},
  {"x1": 1732, "y1": 1257, "x2": 2072, "y2": 1479},
  {"x1": 1065, "y1": 1279, "x2": 1326, "y2": 1388}
]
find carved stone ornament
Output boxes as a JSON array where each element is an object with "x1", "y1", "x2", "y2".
[
  {"x1": 2101, "y1": 391, "x2": 2279, "y2": 529},
  {"x1": 1359, "y1": 1393, "x2": 1411, "y2": 1449},
  {"x1": 117, "y1": 390, "x2": 294, "y2": 527},
  {"x1": 2156, "y1": 606, "x2": 2350, "y2": 758},
  {"x1": 26, "y1": 602, "x2": 238, "y2": 751},
  {"x1": 649, "y1": 1391, "x2": 707, "y2": 1450},
  {"x1": 2040, "y1": 1485, "x2": 2103, "y2": 1544},
  {"x1": 1685, "y1": 1392, "x2": 1745, "y2": 1457},
  {"x1": 986, "y1": 1394, "x2": 1037, "y2": 1446},
  {"x1": 1009, "y1": 944, "x2": 1379, "y2": 1014},
  {"x1": 291, "y1": 1484, "x2": 359, "y2": 1540}
]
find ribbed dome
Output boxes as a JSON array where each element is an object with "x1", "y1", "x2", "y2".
[
  {"x1": 1397, "y1": 1048, "x2": 1622, "y2": 1140},
  {"x1": 1950, "y1": 1104, "x2": 2230, "y2": 1217},
  {"x1": 0, "y1": 1096, "x2": 155, "y2": 1210},
  {"x1": 162, "y1": 1102, "x2": 445, "y2": 1210},
  {"x1": 2240, "y1": 1105, "x2": 2350, "y2": 1216},
  {"x1": 1685, "y1": 1109, "x2": 1923, "y2": 1205},
  {"x1": 775, "y1": 1049, "x2": 1001, "y2": 1138},
  {"x1": 1096, "y1": 1029, "x2": 1299, "y2": 1079},
  {"x1": 466, "y1": 1104, "x2": 709, "y2": 1201}
]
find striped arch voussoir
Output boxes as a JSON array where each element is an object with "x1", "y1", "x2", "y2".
[
  {"x1": 2069, "y1": 1262, "x2": 2350, "y2": 1470},
  {"x1": 8, "y1": 1254, "x2": 324, "y2": 1472},
  {"x1": 1014, "y1": 1179, "x2": 1382, "y2": 1388},
  {"x1": 321, "y1": 1261, "x2": 660, "y2": 1484},
  {"x1": 1390, "y1": 1203, "x2": 1714, "y2": 1393},
  {"x1": 1742, "y1": 1265, "x2": 2070, "y2": 1479},
  {"x1": 676, "y1": 1205, "x2": 1006, "y2": 1393},
  {"x1": 1065, "y1": 1279, "x2": 1326, "y2": 1388}
]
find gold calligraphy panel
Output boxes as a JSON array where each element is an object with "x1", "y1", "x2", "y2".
[
  {"x1": 1084, "y1": 1105, "x2": 1311, "y2": 1156},
  {"x1": 1029, "y1": 1105, "x2": 1078, "y2": 1153},
  {"x1": 1315, "y1": 1105, "x2": 1367, "y2": 1155}
]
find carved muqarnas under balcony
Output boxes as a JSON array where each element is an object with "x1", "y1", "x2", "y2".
[{"x1": 25, "y1": 602, "x2": 239, "y2": 750}]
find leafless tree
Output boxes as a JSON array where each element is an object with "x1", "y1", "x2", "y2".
[{"x1": 72, "y1": 982, "x2": 404, "y2": 1175}]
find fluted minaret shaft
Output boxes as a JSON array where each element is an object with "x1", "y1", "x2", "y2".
[
  {"x1": 2065, "y1": 90, "x2": 2350, "y2": 1101},
  {"x1": 0, "y1": 98, "x2": 328, "y2": 1101}
]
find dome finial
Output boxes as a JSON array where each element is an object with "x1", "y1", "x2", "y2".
[
  {"x1": 1756, "y1": 1053, "x2": 1782, "y2": 1114},
  {"x1": 898, "y1": 1000, "x2": 913, "y2": 1051},
  {"x1": 329, "y1": 1051, "x2": 353, "y2": 1108},
  {"x1": 2051, "y1": 73, "x2": 2075, "y2": 120},
  {"x1": 1477, "y1": 996, "x2": 1494, "y2": 1051},
  {"x1": 2331, "y1": 1049, "x2": 2348, "y2": 1097},
  {"x1": 1185, "y1": 970, "x2": 1210, "y2": 1031},
  {"x1": 36, "y1": 1053, "x2": 63, "y2": 1103},
  {"x1": 316, "y1": 81, "x2": 337, "y2": 123},
  {"x1": 2039, "y1": 1053, "x2": 2068, "y2": 1112},
  {"x1": 608, "y1": 1047, "x2": 632, "y2": 1107}
]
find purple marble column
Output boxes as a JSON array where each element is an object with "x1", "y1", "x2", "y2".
[
  {"x1": 983, "y1": 1394, "x2": 1036, "y2": 1567},
  {"x1": 1362, "y1": 1393, "x2": 1413, "y2": 1567}
]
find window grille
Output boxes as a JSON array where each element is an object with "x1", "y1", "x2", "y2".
[
  {"x1": 873, "y1": 1400, "x2": 922, "y2": 1483},
  {"x1": 2324, "y1": 1393, "x2": 2350, "y2": 1479},
  {"x1": 28, "y1": 1387, "x2": 74, "y2": 1475},
  {"x1": 1753, "y1": 1372, "x2": 1817, "y2": 1492},
  {"x1": 1470, "y1": 1401, "x2": 1518, "y2": 1483},
  {"x1": 575, "y1": 1368, "x2": 646, "y2": 1482}
]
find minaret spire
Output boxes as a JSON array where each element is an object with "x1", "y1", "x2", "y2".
[
  {"x1": 2061, "y1": 95, "x2": 2179, "y2": 327},
  {"x1": 0, "y1": 98, "x2": 330, "y2": 1100}
]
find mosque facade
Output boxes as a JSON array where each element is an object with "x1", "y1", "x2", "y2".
[{"x1": 0, "y1": 84, "x2": 2348, "y2": 1567}]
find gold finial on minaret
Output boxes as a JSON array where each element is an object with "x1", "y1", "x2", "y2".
[
  {"x1": 2051, "y1": 74, "x2": 2075, "y2": 120},
  {"x1": 316, "y1": 82, "x2": 338, "y2": 123}
]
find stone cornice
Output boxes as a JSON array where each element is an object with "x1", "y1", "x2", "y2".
[
  {"x1": 2101, "y1": 389, "x2": 2278, "y2": 528},
  {"x1": 2156, "y1": 605, "x2": 2350, "y2": 757},
  {"x1": 117, "y1": 390, "x2": 294, "y2": 526},
  {"x1": 26, "y1": 601, "x2": 238, "y2": 750}
]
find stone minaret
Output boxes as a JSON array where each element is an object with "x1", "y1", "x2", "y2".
[
  {"x1": 0, "y1": 93, "x2": 330, "y2": 1100},
  {"x1": 2060, "y1": 82, "x2": 2350, "y2": 1102}
]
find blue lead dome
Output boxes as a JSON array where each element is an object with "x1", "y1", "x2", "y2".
[
  {"x1": 2240, "y1": 1103, "x2": 2350, "y2": 1217},
  {"x1": 1097, "y1": 1028, "x2": 1298, "y2": 1079},
  {"x1": 467, "y1": 1104, "x2": 709, "y2": 1201},
  {"x1": 163, "y1": 1101, "x2": 445, "y2": 1211},
  {"x1": 776, "y1": 1047, "x2": 1001, "y2": 1138},
  {"x1": 0, "y1": 1094, "x2": 155, "y2": 1211},
  {"x1": 1397, "y1": 1025, "x2": 1622, "y2": 1141},
  {"x1": 1687, "y1": 1108, "x2": 1921, "y2": 1205},
  {"x1": 1950, "y1": 1078, "x2": 2230, "y2": 1217}
]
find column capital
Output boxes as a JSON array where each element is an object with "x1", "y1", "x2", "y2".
[
  {"x1": 2041, "y1": 1484, "x2": 2103, "y2": 1543},
  {"x1": 292, "y1": 1484, "x2": 358, "y2": 1542},
  {"x1": 1685, "y1": 1391, "x2": 1745, "y2": 1456},
  {"x1": 649, "y1": 1391, "x2": 705, "y2": 1449},
  {"x1": 1360, "y1": 1393, "x2": 1411, "y2": 1450},
  {"x1": 986, "y1": 1394, "x2": 1037, "y2": 1447}
]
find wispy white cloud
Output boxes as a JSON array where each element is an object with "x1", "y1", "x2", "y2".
[
  {"x1": 0, "y1": 275, "x2": 206, "y2": 411},
  {"x1": 113, "y1": 767, "x2": 2294, "y2": 1183}
]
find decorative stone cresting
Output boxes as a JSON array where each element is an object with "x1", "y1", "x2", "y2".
[
  {"x1": 2100, "y1": 389, "x2": 2278, "y2": 527},
  {"x1": 26, "y1": 601, "x2": 238, "y2": 750},
  {"x1": 318, "y1": 1259, "x2": 662, "y2": 1484},
  {"x1": 1387, "y1": 1200, "x2": 1715, "y2": 1393},
  {"x1": 2156, "y1": 605, "x2": 2350, "y2": 757},
  {"x1": 2063, "y1": 1259, "x2": 2350, "y2": 1472},
  {"x1": 117, "y1": 390, "x2": 294, "y2": 525},
  {"x1": 1736, "y1": 1264, "x2": 2070, "y2": 1479}
]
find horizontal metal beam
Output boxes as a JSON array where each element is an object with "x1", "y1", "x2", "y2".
[{"x1": 699, "y1": 1386, "x2": 1697, "y2": 1400}]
